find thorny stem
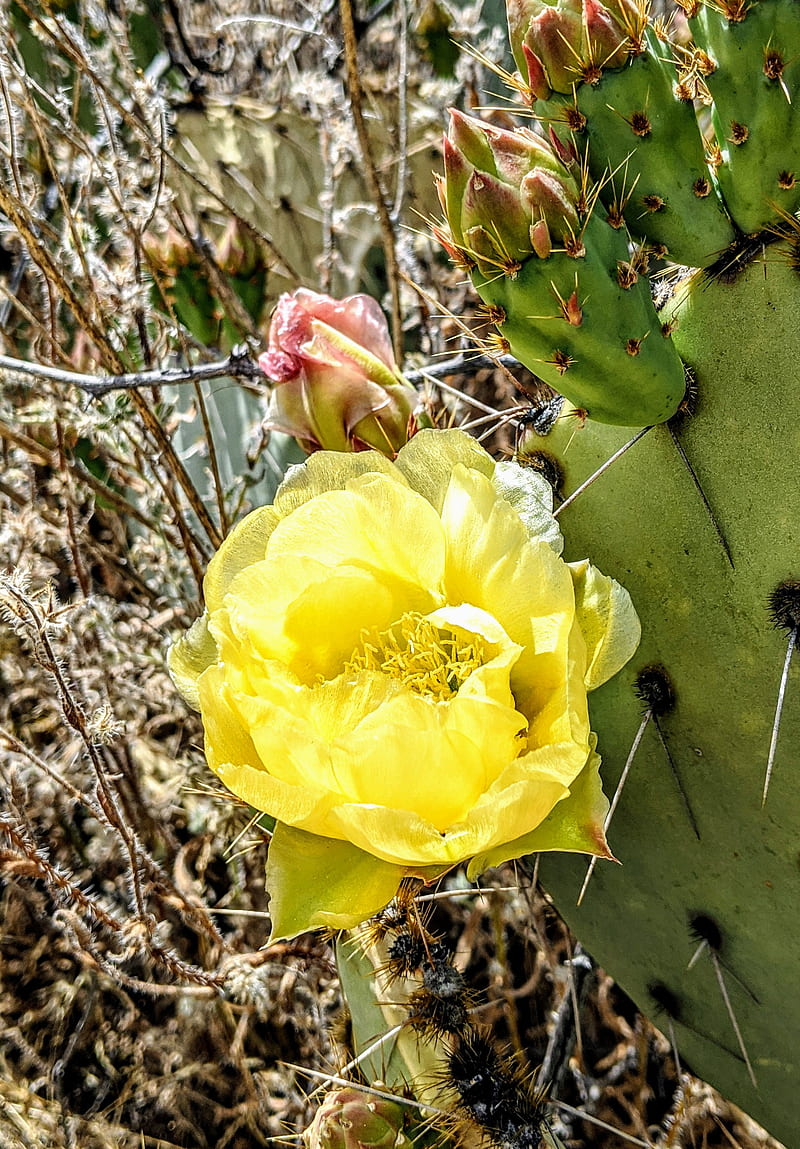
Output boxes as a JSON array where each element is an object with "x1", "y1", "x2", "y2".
[
  {"x1": 192, "y1": 378, "x2": 229, "y2": 539},
  {"x1": 6, "y1": 583, "x2": 148, "y2": 917},
  {"x1": 4, "y1": 585, "x2": 151, "y2": 926},
  {"x1": 338, "y1": 0, "x2": 403, "y2": 361},
  {"x1": 0, "y1": 350, "x2": 263, "y2": 397},
  {"x1": 1, "y1": 817, "x2": 224, "y2": 989},
  {"x1": 0, "y1": 816, "x2": 123, "y2": 935},
  {"x1": 0, "y1": 577, "x2": 230, "y2": 950},
  {"x1": 1, "y1": 728, "x2": 226, "y2": 954}
]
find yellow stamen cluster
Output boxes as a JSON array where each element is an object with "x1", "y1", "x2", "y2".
[{"x1": 346, "y1": 613, "x2": 487, "y2": 702}]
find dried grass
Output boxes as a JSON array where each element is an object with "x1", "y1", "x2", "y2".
[{"x1": 0, "y1": 2, "x2": 785, "y2": 1147}]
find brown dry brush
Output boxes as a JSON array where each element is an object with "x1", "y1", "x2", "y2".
[{"x1": 0, "y1": 2, "x2": 783, "y2": 1147}]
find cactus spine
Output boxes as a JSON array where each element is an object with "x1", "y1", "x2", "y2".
[{"x1": 437, "y1": 0, "x2": 800, "y2": 1142}]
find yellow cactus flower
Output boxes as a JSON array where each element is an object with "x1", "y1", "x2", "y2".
[{"x1": 169, "y1": 429, "x2": 640, "y2": 939}]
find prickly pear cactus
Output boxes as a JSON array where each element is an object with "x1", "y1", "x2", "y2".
[{"x1": 437, "y1": 0, "x2": 800, "y2": 1143}]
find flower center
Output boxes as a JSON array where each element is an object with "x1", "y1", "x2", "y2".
[{"x1": 345, "y1": 612, "x2": 488, "y2": 702}]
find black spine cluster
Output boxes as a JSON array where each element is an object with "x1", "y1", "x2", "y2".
[
  {"x1": 408, "y1": 942, "x2": 469, "y2": 1035},
  {"x1": 634, "y1": 664, "x2": 676, "y2": 716},
  {"x1": 373, "y1": 892, "x2": 551, "y2": 1149},
  {"x1": 688, "y1": 911, "x2": 723, "y2": 953},
  {"x1": 768, "y1": 579, "x2": 800, "y2": 633},
  {"x1": 447, "y1": 1030, "x2": 548, "y2": 1149}
]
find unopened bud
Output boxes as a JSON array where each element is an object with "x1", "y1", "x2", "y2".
[{"x1": 258, "y1": 289, "x2": 417, "y2": 457}]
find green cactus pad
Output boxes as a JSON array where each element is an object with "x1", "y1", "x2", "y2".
[
  {"x1": 535, "y1": 250, "x2": 800, "y2": 1146},
  {"x1": 572, "y1": 30, "x2": 735, "y2": 265},
  {"x1": 690, "y1": 0, "x2": 800, "y2": 234},
  {"x1": 471, "y1": 210, "x2": 686, "y2": 426}
]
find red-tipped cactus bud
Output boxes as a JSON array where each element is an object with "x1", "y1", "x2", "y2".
[
  {"x1": 530, "y1": 217, "x2": 552, "y2": 258},
  {"x1": 522, "y1": 168, "x2": 581, "y2": 240},
  {"x1": 216, "y1": 217, "x2": 263, "y2": 278},
  {"x1": 437, "y1": 110, "x2": 582, "y2": 274},
  {"x1": 522, "y1": 42, "x2": 551, "y2": 100},
  {"x1": 302, "y1": 1090, "x2": 409, "y2": 1149},
  {"x1": 508, "y1": 0, "x2": 638, "y2": 97},
  {"x1": 462, "y1": 170, "x2": 534, "y2": 265},
  {"x1": 447, "y1": 107, "x2": 500, "y2": 173},
  {"x1": 258, "y1": 289, "x2": 417, "y2": 457},
  {"x1": 564, "y1": 289, "x2": 583, "y2": 325},
  {"x1": 548, "y1": 126, "x2": 579, "y2": 167},
  {"x1": 141, "y1": 224, "x2": 194, "y2": 275},
  {"x1": 529, "y1": 2, "x2": 584, "y2": 91}
]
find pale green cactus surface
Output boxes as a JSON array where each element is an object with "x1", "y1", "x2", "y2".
[
  {"x1": 438, "y1": 0, "x2": 800, "y2": 1143},
  {"x1": 539, "y1": 253, "x2": 800, "y2": 1147}
]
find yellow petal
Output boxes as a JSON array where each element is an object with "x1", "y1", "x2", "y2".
[
  {"x1": 438, "y1": 464, "x2": 589, "y2": 750},
  {"x1": 266, "y1": 822, "x2": 406, "y2": 941},
  {"x1": 229, "y1": 666, "x2": 401, "y2": 797},
  {"x1": 394, "y1": 427, "x2": 495, "y2": 511},
  {"x1": 568, "y1": 558, "x2": 641, "y2": 690},
  {"x1": 325, "y1": 802, "x2": 478, "y2": 867},
  {"x1": 167, "y1": 612, "x2": 217, "y2": 710},
  {"x1": 321, "y1": 743, "x2": 572, "y2": 870},
  {"x1": 424, "y1": 603, "x2": 522, "y2": 709},
  {"x1": 492, "y1": 460, "x2": 563, "y2": 555},
  {"x1": 458, "y1": 740, "x2": 585, "y2": 850},
  {"x1": 205, "y1": 506, "x2": 280, "y2": 613},
  {"x1": 217, "y1": 557, "x2": 408, "y2": 683},
  {"x1": 218, "y1": 477, "x2": 448, "y2": 684},
  {"x1": 425, "y1": 601, "x2": 518, "y2": 649},
  {"x1": 198, "y1": 663, "x2": 335, "y2": 825},
  {"x1": 330, "y1": 683, "x2": 526, "y2": 831},
  {"x1": 273, "y1": 449, "x2": 403, "y2": 518},
  {"x1": 267, "y1": 473, "x2": 447, "y2": 597},
  {"x1": 467, "y1": 738, "x2": 612, "y2": 875}
]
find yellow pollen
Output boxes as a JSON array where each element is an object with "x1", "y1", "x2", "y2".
[{"x1": 345, "y1": 613, "x2": 488, "y2": 702}]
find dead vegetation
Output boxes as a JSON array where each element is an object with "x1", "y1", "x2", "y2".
[{"x1": 0, "y1": 2, "x2": 785, "y2": 1147}]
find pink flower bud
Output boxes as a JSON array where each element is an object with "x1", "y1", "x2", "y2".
[
  {"x1": 525, "y1": 4, "x2": 584, "y2": 92},
  {"x1": 437, "y1": 110, "x2": 581, "y2": 273},
  {"x1": 583, "y1": 0, "x2": 631, "y2": 69},
  {"x1": 258, "y1": 289, "x2": 418, "y2": 457},
  {"x1": 508, "y1": 0, "x2": 635, "y2": 95}
]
